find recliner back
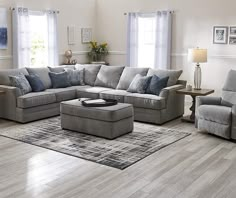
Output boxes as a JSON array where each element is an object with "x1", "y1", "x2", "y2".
[{"x1": 222, "y1": 69, "x2": 236, "y2": 106}]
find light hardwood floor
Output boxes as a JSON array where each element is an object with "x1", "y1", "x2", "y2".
[{"x1": 0, "y1": 108, "x2": 236, "y2": 198}]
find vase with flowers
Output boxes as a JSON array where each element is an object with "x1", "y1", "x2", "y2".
[{"x1": 88, "y1": 41, "x2": 108, "y2": 63}]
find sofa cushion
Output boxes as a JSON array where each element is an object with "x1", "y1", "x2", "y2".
[
  {"x1": 45, "y1": 87, "x2": 77, "y2": 102},
  {"x1": 75, "y1": 64, "x2": 101, "y2": 86},
  {"x1": 100, "y1": 90, "x2": 129, "y2": 103},
  {"x1": 127, "y1": 74, "x2": 152, "y2": 94},
  {"x1": 124, "y1": 93, "x2": 166, "y2": 110},
  {"x1": 64, "y1": 68, "x2": 85, "y2": 86},
  {"x1": 48, "y1": 65, "x2": 75, "y2": 73},
  {"x1": 9, "y1": 73, "x2": 32, "y2": 95},
  {"x1": 25, "y1": 74, "x2": 46, "y2": 92},
  {"x1": 116, "y1": 67, "x2": 149, "y2": 90},
  {"x1": 198, "y1": 105, "x2": 232, "y2": 125},
  {"x1": 94, "y1": 65, "x2": 124, "y2": 89},
  {"x1": 27, "y1": 67, "x2": 52, "y2": 89},
  {"x1": 77, "y1": 86, "x2": 112, "y2": 99},
  {"x1": 0, "y1": 68, "x2": 29, "y2": 86},
  {"x1": 49, "y1": 71, "x2": 71, "y2": 88},
  {"x1": 61, "y1": 99, "x2": 133, "y2": 122},
  {"x1": 17, "y1": 92, "x2": 56, "y2": 109},
  {"x1": 147, "y1": 69, "x2": 182, "y2": 86},
  {"x1": 146, "y1": 75, "x2": 169, "y2": 95}
]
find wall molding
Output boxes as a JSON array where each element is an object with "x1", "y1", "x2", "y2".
[
  {"x1": 0, "y1": 55, "x2": 12, "y2": 60},
  {"x1": 1, "y1": 52, "x2": 236, "y2": 61}
]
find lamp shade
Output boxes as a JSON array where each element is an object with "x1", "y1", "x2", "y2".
[{"x1": 188, "y1": 48, "x2": 207, "y2": 63}]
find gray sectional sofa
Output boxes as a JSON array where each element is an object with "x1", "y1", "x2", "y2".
[{"x1": 0, "y1": 65, "x2": 186, "y2": 124}]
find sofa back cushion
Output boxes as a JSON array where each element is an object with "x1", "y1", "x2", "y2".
[
  {"x1": 147, "y1": 69, "x2": 183, "y2": 86},
  {"x1": 0, "y1": 68, "x2": 29, "y2": 86},
  {"x1": 48, "y1": 65, "x2": 75, "y2": 73},
  {"x1": 222, "y1": 70, "x2": 236, "y2": 106},
  {"x1": 94, "y1": 65, "x2": 124, "y2": 88},
  {"x1": 116, "y1": 67, "x2": 149, "y2": 90},
  {"x1": 26, "y1": 67, "x2": 52, "y2": 89},
  {"x1": 75, "y1": 64, "x2": 101, "y2": 86}
]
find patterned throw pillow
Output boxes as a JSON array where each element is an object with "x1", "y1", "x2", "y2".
[
  {"x1": 64, "y1": 68, "x2": 85, "y2": 86},
  {"x1": 127, "y1": 74, "x2": 152, "y2": 94},
  {"x1": 49, "y1": 71, "x2": 71, "y2": 88},
  {"x1": 25, "y1": 74, "x2": 46, "y2": 92},
  {"x1": 146, "y1": 75, "x2": 169, "y2": 95},
  {"x1": 9, "y1": 73, "x2": 32, "y2": 95}
]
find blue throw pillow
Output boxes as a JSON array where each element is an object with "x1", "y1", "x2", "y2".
[
  {"x1": 9, "y1": 73, "x2": 32, "y2": 95},
  {"x1": 49, "y1": 71, "x2": 71, "y2": 88},
  {"x1": 127, "y1": 74, "x2": 152, "y2": 94},
  {"x1": 25, "y1": 74, "x2": 45, "y2": 92},
  {"x1": 146, "y1": 75, "x2": 169, "y2": 95}
]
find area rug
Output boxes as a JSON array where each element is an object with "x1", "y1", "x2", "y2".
[{"x1": 0, "y1": 117, "x2": 190, "y2": 170}]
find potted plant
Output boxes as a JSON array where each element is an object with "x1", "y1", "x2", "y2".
[{"x1": 88, "y1": 41, "x2": 108, "y2": 63}]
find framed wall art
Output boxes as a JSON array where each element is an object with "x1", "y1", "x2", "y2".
[
  {"x1": 81, "y1": 28, "x2": 92, "y2": 43},
  {"x1": 0, "y1": 8, "x2": 7, "y2": 49},
  {"x1": 213, "y1": 26, "x2": 228, "y2": 44}
]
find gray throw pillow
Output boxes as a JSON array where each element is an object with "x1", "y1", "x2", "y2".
[
  {"x1": 64, "y1": 68, "x2": 85, "y2": 86},
  {"x1": 9, "y1": 73, "x2": 32, "y2": 95},
  {"x1": 127, "y1": 74, "x2": 152, "y2": 94},
  {"x1": 75, "y1": 64, "x2": 101, "y2": 86}
]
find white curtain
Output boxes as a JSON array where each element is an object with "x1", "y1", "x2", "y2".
[
  {"x1": 46, "y1": 10, "x2": 59, "y2": 66},
  {"x1": 12, "y1": 7, "x2": 31, "y2": 68},
  {"x1": 127, "y1": 11, "x2": 172, "y2": 69},
  {"x1": 127, "y1": 13, "x2": 139, "y2": 67},
  {"x1": 154, "y1": 11, "x2": 172, "y2": 69}
]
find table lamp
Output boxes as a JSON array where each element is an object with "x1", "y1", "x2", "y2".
[{"x1": 188, "y1": 48, "x2": 207, "y2": 90}]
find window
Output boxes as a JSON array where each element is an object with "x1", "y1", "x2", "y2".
[
  {"x1": 12, "y1": 8, "x2": 58, "y2": 68},
  {"x1": 29, "y1": 12, "x2": 48, "y2": 67},
  {"x1": 127, "y1": 12, "x2": 172, "y2": 69},
  {"x1": 137, "y1": 16, "x2": 156, "y2": 68}
]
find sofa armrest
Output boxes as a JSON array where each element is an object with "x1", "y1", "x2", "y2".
[
  {"x1": 0, "y1": 85, "x2": 22, "y2": 120},
  {"x1": 159, "y1": 84, "x2": 185, "y2": 99}
]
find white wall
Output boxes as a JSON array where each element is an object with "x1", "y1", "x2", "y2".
[
  {"x1": 96, "y1": 0, "x2": 236, "y2": 96},
  {"x1": 0, "y1": 0, "x2": 97, "y2": 69}
]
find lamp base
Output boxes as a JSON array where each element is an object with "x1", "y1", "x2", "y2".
[{"x1": 194, "y1": 64, "x2": 202, "y2": 90}]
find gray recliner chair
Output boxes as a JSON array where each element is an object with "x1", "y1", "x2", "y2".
[{"x1": 196, "y1": 69, "x2": 236, "y2": 140}]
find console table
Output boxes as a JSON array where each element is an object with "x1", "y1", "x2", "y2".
[{"x1": 176, "y1": 88, "x2": 214, "y2": 123}]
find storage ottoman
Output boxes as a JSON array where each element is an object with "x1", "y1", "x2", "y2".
[{"x1": 60, "y1": 99, "x2": 134, "y2": 139}]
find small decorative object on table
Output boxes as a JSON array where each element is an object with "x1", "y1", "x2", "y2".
[
  {"x1": 188, "y1": 48, "x2": 207, "y2": 90},
  {"x1": 88, "y1": 41, "x2": 108, "y2": 63},
  {"x1": 176, "y1": 88, "x2": 214, "y2": 123},
  {"x1": 64, "y1": 50, "x2": 72, "y2": 64}
]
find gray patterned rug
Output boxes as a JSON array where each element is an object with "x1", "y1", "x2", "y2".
[{"x1": 0, "y1": 117, "x2": 190, "y2": 170}]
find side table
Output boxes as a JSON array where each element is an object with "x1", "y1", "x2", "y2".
[{"x1": 176, "y1": 88, "x2": 214, "y2": 123}]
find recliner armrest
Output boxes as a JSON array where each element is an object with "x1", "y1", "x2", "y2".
[
  {"x1": 231, "y1": 105, "x2": 236, "y2": 140},
  {"x1": 196, "y1": 96, "x2": 222, "y2": 107}
]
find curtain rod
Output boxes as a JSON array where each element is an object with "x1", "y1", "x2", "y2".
[
  {"x1": 9, "y1": 7, "x2": 60, "y2": 13},
  {"x1": 124, "y1": 11, "x2": 174, "y2": 15}
]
